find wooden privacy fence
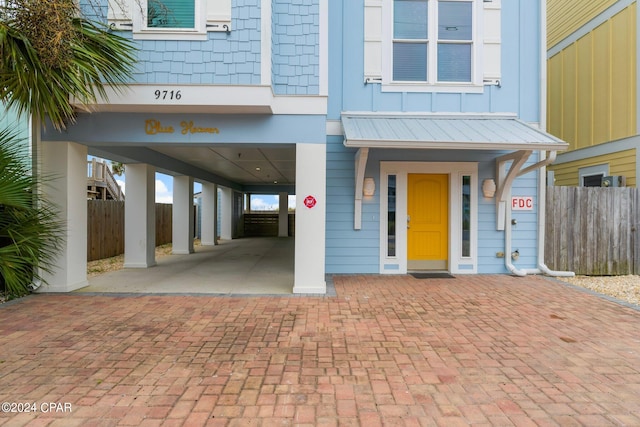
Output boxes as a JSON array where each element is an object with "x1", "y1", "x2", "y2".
[
  {"x1": 545, "y1": 186, "x2": 640, "y2": 275},
  {"x1": 243, "y1": 213, "x2": 295, "y2": 237},
  {"x1": 87, "y1": 201, "x2": 172, "y2": 261}
]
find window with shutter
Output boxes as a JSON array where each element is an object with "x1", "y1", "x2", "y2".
[
  {"x1": 108, "y1": 0, "x2": 231, "y2": 40},
  {"x1": 364, "y1": 0, "x2": 501, "y2": 92}
]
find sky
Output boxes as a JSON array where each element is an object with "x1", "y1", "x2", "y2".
[
  {"x1": 114, "y1": 172, "x2": 178, "y2": 204},
  {"x1": 99, "y1": 157, "x2": 294, "y2": 209}
]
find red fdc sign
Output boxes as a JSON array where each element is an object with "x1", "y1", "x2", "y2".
[{"x1": 512, "y1": 196, "x2": 533, "y2": 210}]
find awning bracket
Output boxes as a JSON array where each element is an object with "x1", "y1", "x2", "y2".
[
  {"x1": 354, "y1": 147, "x2": 369, "y2": 230},
  {"x1": 495, "y1": 150, "x2": 532, "y2": 230}
]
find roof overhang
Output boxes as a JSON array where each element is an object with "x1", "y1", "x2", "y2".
[
  {"x1": 341, "y1": 112, "x2": 569, "y2": 231},
  {"x1": 342, "y1": 113, "x2": 569, "y2": 152}
]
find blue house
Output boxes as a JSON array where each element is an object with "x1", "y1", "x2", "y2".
[{"x1": 38, "y1": 0, "x2": 568, "y2": 294}]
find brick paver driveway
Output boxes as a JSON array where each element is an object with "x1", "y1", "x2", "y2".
[{"x1": 0, "y1": 275, "x2": 639, "y2": 426}]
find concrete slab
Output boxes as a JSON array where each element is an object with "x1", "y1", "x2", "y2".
[{"x1": 78, "y1": 237, "x2": 294, "y2": 295}]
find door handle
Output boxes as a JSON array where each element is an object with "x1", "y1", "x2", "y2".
[{"x1": 407, "y1": 215, "x2": 410, "y2": 229}]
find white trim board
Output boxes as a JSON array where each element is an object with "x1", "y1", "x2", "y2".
[
  {"x1": 379, "y1": 162, "x2": 478, "y2": 275},
  {"x1": 75, "y1": 85, "x2": 328, "y2": 115}
]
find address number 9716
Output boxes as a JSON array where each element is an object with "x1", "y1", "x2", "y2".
[{"x1": 154, "y1": 90, "x2": 182, "y2": 100}]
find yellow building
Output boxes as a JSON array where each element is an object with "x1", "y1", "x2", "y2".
[{"x1": 547, "y1": 0, "x2": 638, "y2": 187}]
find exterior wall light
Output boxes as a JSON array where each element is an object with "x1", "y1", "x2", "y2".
[
  {"x1": 363, "y1": 177, "x2": 375, "y2": 196},
  {"x1": 482, "y1": 178, "x2": 496, "y2": 198}
]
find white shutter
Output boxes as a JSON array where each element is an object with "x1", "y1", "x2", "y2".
[
  {"x1": 364, "y1": 0, "x2": 383, "y2": 81},
  {"x1": 107, "y1": 0, "x2": 133, "y2": 29},
  {"x1": 207, "y1": 0, "x2": 232, "y2": 32},
  {"x1": 483, "y1": 0, "x2": 501, "y2": 81}
]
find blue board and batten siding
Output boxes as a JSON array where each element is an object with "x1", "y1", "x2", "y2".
[{"x1": 325, "y1": 0, "x2": 545, "y2": 274}]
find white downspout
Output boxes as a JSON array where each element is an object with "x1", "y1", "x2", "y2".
[
  {"x1": 502, "y1": 150, "x2": 572, "y2": 277},
  {"x1": 531, "y1": 0, "x2": 575, "y2": 278},
  {"x1": 28, "y1": 115, "x2": 44, "y2": 291},
  {"x1": 527, "y1": 151, "x2": 575, "y2": 277},
  {"x1": 505, "y1": 202, "x2": 528, "y2": 276}
]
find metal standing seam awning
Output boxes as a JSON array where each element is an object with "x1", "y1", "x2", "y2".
[{"x1": 341, "y1": 113, "x2": 569, "y2": 230}]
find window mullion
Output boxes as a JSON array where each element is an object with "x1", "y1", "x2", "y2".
[{"x1": 428, "y1": 0, "x2": 437, "y2": 83}]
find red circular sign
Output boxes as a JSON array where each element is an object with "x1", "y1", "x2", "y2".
[{"x1": 303, "y1": 195, "x2": 317, "y2": 209}]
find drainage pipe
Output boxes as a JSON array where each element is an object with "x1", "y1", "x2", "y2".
[
  {"x1": 534, "y1": 1, "x2": 574, "y2": 278},
  {"x1": 533, "y1": 151, "x2": 575, "y2": 277},
  {"x1": 28, "y1": 279, "x2": 43, "y2": 291},
  {"x1": 502, "y1": 150, "x2": 574, "y2": 277},
  {"x1": 504, "y1": 197, "x2": 528, "y2": 276}
]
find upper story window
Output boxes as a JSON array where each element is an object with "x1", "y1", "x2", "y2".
[
  {"x1": 147, "y1": 0, "x2": 196, "y2": 29},
  {"x1": 392, "y1": 0, "x2": 475, "y2": 84},
  {"x1": 364, "y1": 0, "x2": 501, "y2": 93},
  {"x1": 108, "y1": 0, "x2": 231, "y2": 40}
]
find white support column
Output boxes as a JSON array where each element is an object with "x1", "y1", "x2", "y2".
[
  {"x1": 294, "y1": 143, "x2": 326, "y2": 294},
  {"x1": 200, "y1": 182, "x2": 218, "y2": 246},
  {"x1": 219, "y1": 186, "x2": 233, "y2": 240},
  {"x1": 278, "y1": 192, "x2": 289, "y2": 237},
  {"x1": 39, "y1": 141, "x2": 88, "y2": 292},
  {"x1": 124, "y1": 163, "x2": 156, "y2": 268},
  {"x1": 172, "y1": 176, "x2": 195, "y2": 254}
]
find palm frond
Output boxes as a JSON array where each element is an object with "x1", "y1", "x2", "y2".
[
  {"x1": 0, "y1": 130, "x2": 64, "y2": 297},
  {"x1": 0, "y1": 16, "x2": 137, "y2": 129}
]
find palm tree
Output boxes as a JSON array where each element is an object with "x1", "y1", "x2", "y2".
[
  {"x1": 0, "y1": 0, "x2": 137, "y2": 297},
  {"x1": 0, "y1": 130, "x2": 64, "y2": 298},
  {"x1": 0, "y1": 0, "x2": 137, "y2": 129}
]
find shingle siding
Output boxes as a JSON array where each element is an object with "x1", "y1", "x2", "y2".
[{"x1": 272, "y1": 0, "x2": 320, "y2": 95}]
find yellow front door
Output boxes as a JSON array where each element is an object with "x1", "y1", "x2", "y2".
[{"x1": 407, "y1": 174, "x2": 448, "y2": 270}]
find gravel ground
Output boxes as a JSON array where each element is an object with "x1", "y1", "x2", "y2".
[
  {"x1": 86, "y1": 242, "x2": 176, "y2": 278},
  {"x1": 555, "y1": 274, "x2": 640, "y2": 307}
]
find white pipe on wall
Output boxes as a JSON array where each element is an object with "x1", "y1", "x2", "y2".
[
  {"x1": 533, "y1": 151, "x2": 575, "y2": 277},
  {"x1": 504, "y1": 196, "x2": 528, "y2": 277}
]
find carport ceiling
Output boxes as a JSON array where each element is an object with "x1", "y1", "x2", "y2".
[{"x1": 151, "y1": 145, "x2": 296, "y2": 186}]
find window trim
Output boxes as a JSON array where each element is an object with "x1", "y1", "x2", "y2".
[
  {"x1": 107, "y1": 0, "x2": 232, "y2": 41},
  {"x1": 382, "y1": 0, "x2": 484, "y2": 93},
  {"x1": 133, "y1": 0, "x2": 207, "y2": 40},
  {"x1": 579, "y1": 164, "x2": 609, "y2": 187}
]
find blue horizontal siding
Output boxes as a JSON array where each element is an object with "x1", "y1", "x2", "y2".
[
  {"x1": 332, "y1": 0, "x2": 543, "y2": 124},
  {"x1": 326, "y1": 237, "x2": 379, "y2": 248},
  {"x1": 326, "y1": 138, "x2": 542, "y2": 274},
  {"x1": 326, "y1": 247, "x2": 379, "y2": 257},
  {"x1": 326, "y1": 220, "x2": 379, "y2": 232},
  {"x1": 326, "y1": 136, "x2": 380, "y2": 274}
]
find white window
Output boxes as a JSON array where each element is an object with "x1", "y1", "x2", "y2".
[
  {"x1": 364, "y1": 0, "x2": 501, "y2": 92},
  {"x1": 392, "y1": 0, "x2": 473, "y2": 83},
  {"x1": 108, "y1": 0, "x2": 231, "y2": 40}
]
